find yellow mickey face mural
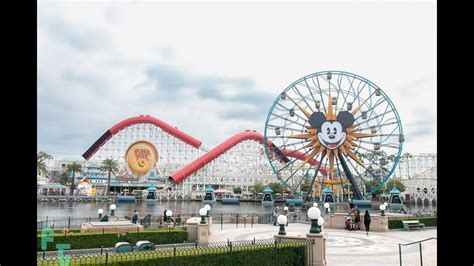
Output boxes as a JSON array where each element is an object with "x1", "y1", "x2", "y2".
[{"x1": 125, "y1": 140, "x2": 159, "y2": 175}]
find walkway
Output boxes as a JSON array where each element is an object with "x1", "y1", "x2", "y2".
[{"x1": 210, "y1": 223, "x2": 437, "y2": 266}]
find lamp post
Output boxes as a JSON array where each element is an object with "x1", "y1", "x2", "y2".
[
  {"x1": 110, "y1": 204, "x2": 116, "y2": 216},
  {"x1": 307, "y1": 206, "x2": 321, "y2": 233},
  {"x1": 323, "y1": 202, "x2": 330, "y2": 214},
  {"x1": 199, "y1": 208, "x2": 207, "y2": 224},
  {"x1": 317, "y1": 216, "x2": 325, "y2": 232},
  {"x1": 204, "y1": 204, "x2": 211, "y2": 217},
  {"x1": 379, "y1": 204, "x2": 386, "y2": 216},
  {"x1": 98, "y1": 208, "x2": 103, "y2": 219},
  {"x1": 277, "y1": 215, "x2": 287, "y2": 235},
  {"x1": 166, "y1": 210, "x2": 172, "y2": 223}
]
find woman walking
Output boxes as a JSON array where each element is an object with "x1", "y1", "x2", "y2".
[{"x1": 364, "y1": 210, "x2": 371, "y2": 235}]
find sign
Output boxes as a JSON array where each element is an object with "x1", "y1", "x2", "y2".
[
  {"x1": 115, "y1": 173, "x2": 139, "y2": 182},
  {"x1": 125, "y1": 140, "x2": 159, "y2": 175}
]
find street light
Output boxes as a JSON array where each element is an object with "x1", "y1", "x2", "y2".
[
  {"x1": 204, "y1": 204, "x2": 211, "y2": 217},
  {"x1": 98, "y1": 208, "x2": 103, "y2": 219},
  {"x1": 199, "y1": 208, "x2": 207, "y2": 224},
  {"x1": 324, "y1": 202, "x2": 330, "y2": 214},
  {"x1": 277, "y1": 215, "x2": 287, "y2": 235},
  {"x1": 317, "y1": 216, "x2": 325, "y2": 232},
  {"x1": 166, "y1": 210, "x2": 172, "y2": 223},
  {"x1": 379, "y1": 204, "x2": 386, "y2": 216},
  {"x1": 110, "y1": 204, "x2": 116, "y2": 216},
  {"x1": 307, "y1": 206, "x2": 321, "y2": 233}
]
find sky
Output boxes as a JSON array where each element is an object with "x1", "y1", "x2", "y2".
[{"x1": 37, "y1": 0, "x2": 436, "y2": 160}]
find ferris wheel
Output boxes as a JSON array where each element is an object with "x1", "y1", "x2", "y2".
[{"x1": 263, "y1": 71, "x2": 404, "y2": 200}]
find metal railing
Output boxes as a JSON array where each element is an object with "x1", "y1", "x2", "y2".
[
  {"x1": 398, "y1": 237, "x2": 437, "y2": 266},
  {"x1": 135, "y1": 212, "x2": 275, "y2": 229},
  {"x1": 37, "y1": 238, "x2": 312, "y2": 265},
  {"x1": 37, "y1": 211, "x2": 287, "y2": 230},
  {"x1": 37, "y1": 216, "x2": 98, "y2": 229}
]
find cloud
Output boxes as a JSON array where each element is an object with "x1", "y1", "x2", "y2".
[
  {"x1": 41, "y1": 17, "x2": 111, "y2": 51},
  {"x1": 37, "y1": 1, "x2": 436, "y2": 158}
]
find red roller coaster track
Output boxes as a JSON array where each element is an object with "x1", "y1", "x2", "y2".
[
  {"x1": 82, "y1": 115, "x2": 202, "y2": 160},
  {"x1": 82, "y1": 115, "x2": 326, "y2": 184},
  {"x1": 169, "y1": 130, "x2": 327, "y2": 184}
]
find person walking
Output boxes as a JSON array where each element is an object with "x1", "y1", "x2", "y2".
[
  {"x1": 364, "y1": 210, "x2": 371, "y2": 235},
  {"x1": 132, "y1": 210, "x2": 139, "y2": 224},
  {"x1": 163, "y1": 209, "x2": 168, "y2": 223},
  {"x1": 355, "y1": 211, "x2": 361, "y2": 230},
  {"x1": 175, "y1": 214, "x2": 182, "y2": 226},
  {"x1": 273, "y1": 207, "x2": 279, "y2": 226}
]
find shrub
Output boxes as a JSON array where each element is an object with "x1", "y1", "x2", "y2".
[
  {"x1": 37, "y1": 241, "x2": 307, "y2": 266},
  {"x1": 388, "y1": 217, "x2": 437, "y2": 229},
  {"x1": 37, "y1": 228, "x2": 187, "y2": 251}
]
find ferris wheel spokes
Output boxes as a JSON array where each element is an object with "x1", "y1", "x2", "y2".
[{"x1": 264, "y1": 71, "x2": 403, "y2": 198}]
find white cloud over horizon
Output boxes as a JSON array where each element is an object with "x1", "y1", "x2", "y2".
[{"x1": 37, "y1": 1, "x2": 436, "y2": 159}]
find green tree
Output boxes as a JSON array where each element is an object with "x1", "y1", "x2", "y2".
[
  {"x1": 366, "y1": 179, "x2": 383, "y2": 195},
  {"x1": 37, "y1": 152, "x2": 53, "y2": 176},
  {"x1": 100, "y1": 159, "x2": 119, "y2": 195},
  {"x1": 67, "y1": 162, "x2": 83, "y2": 195},
  {"x1": 252, "y1": 182, "x2": 265, "y2": 194},
  {"x1": 233, "y1": 186, "x2": 242, "y2": 194},
  {"x1": 383, "y1": 179, "x2": 406, "y2": 193},
  {"x1": 268, "y1": 182, "x2": 284, "y2": 194},
  {"x1": 387, "y1": 154, "x2": 399, "y2": 179},
  {"x1": 300, "y1": 178, "x2": 311, "y2": 192},
  {"x1": 58, "y1": 171, "x2": 71, "y2": 187}
]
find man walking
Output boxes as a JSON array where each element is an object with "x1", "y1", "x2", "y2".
[
  {"x1": 273, "y1": 207, "x2": 279, "y2": 226},
  {"x1": 132, "y1": 210, "x2": 139, "y2": 224}
]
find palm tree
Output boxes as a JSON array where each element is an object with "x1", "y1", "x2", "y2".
[
  {"x1": 402, "y1": 153, "x2": 413, "y2": 179},
  {"x1": 67, "y1": 162, "x2": 83, "y2": 195},
  {"x1": 37, "y1": 152, "x2": 53, "y2": 177},
  {"x1": 100, "y1": 159, "x2": 119, "y2": 195},
  {"x1": 387, "y1": 154, "x2": 397, "y2": 179}
]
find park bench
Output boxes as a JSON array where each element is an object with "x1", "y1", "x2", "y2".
[{"x1": 402, "y1": 220, "x2": 426, "y2": 231}]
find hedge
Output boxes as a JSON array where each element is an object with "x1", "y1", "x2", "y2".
[
  {"x1": 388, "y1": 217, "x2": 437, "y2": 229},
  {"x1": 37, "y1": 228, "x2": 187, "y2": 251},
  {"x1": 38, "y1": 242, "x2": 307, "y2": 265},
  {"x1": 37, "y1": 228, "x2": 81, "y2": 234}
]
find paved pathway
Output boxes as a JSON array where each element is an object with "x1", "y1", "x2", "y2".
[{"x1": 210, "y1": 223, "x2": 437, "y2": 265}]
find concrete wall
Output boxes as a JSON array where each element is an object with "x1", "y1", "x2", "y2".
[{"x1": 322, "y1": 213, "x2": 389, "y2": 232}]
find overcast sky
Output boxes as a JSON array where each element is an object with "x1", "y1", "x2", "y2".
[{"x1": 37, "y1": 1, "x2": 436, "y2": 160}]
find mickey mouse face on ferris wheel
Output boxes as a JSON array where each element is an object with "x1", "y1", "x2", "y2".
[{"x1": 309, "y1": 111, "x2": 355, "y2": 150}]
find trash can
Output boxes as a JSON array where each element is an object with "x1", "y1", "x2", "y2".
[
  {"x1": 135, "y1": 241, "x2": 155, "y2": 251},
  {"x1": 114, "y1": 242, "x2": 133, "y2": 253}
]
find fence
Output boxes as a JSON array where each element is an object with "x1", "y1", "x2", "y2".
[
  {"x1": 37, "y1": 216, "x2": 99, "y2": 229},
  {"x1": 37, "y1": 238, "x2": 312, "y2": 265},
  {"x1": 38, "y1": 211, "x2": 300, "y2": 232},
  {"x1": 37, "y1": 241, "x2": 198, "y2": 259},
  {"x1": 136, "y1": 212, "x2": 276, "y2": 229},
  {"x1": 398, "y1": 237, "x2": 437, "y2": 266}
]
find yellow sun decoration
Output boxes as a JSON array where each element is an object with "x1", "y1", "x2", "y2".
[{"x1": 285, "y1": 92, "x2": 380, "y2": 180}]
